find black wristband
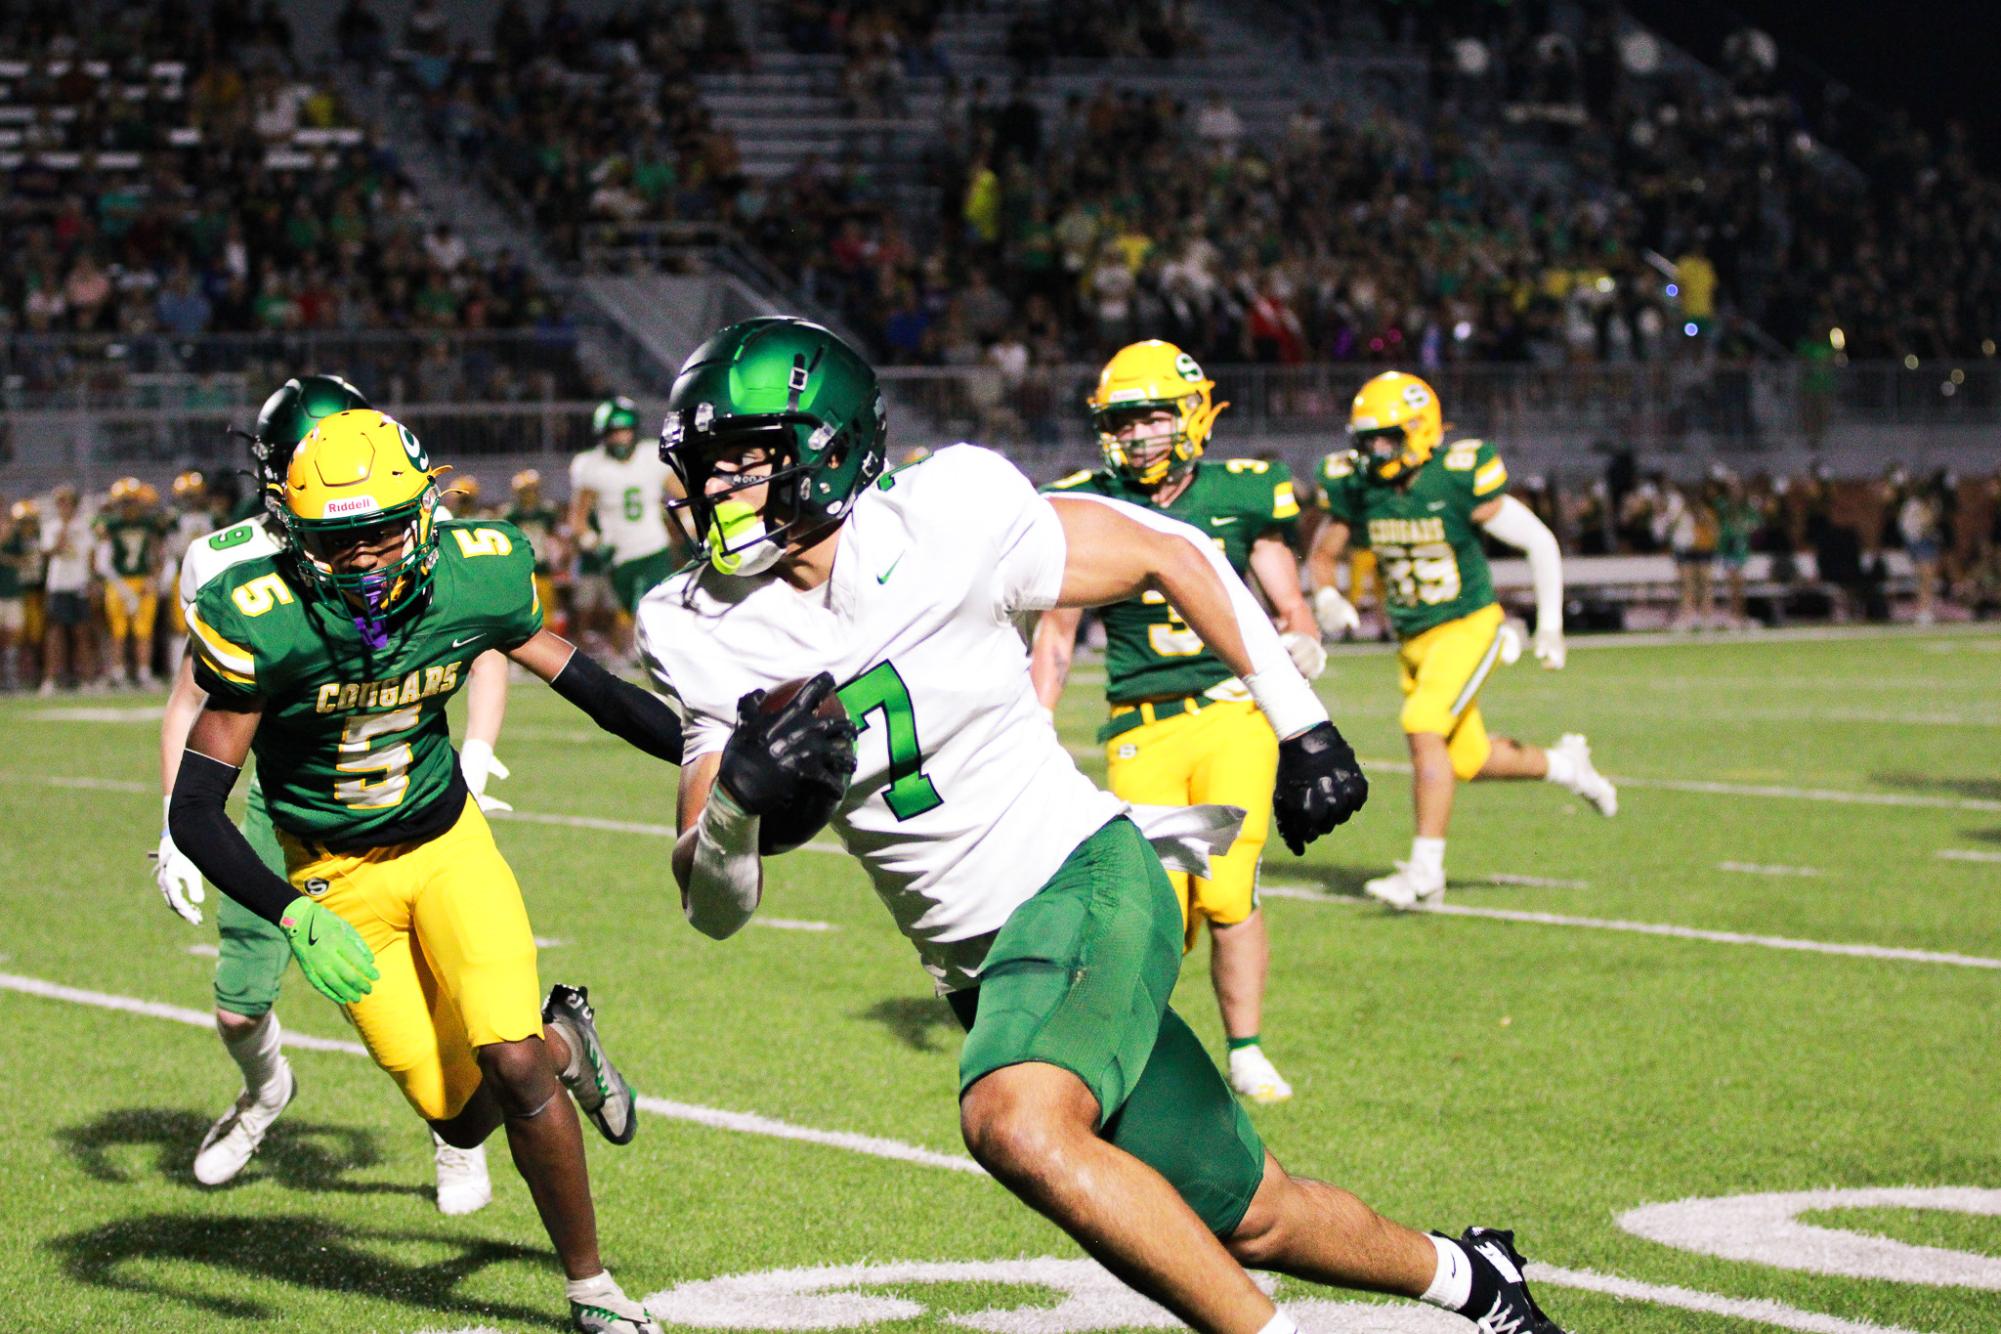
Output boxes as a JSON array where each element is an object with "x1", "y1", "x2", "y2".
[
  {"x1": 168, "y1": 751, "x2": 298, "y2": 926},
  {"x1": 550, "y1": 650, "x2": 684, "y2": 764}
]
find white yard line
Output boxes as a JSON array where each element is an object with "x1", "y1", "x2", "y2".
[
  {"x1": 1937, "y1": 849, "x2": 2001, "y2": 865},
  {"x1": 1482, "y1": 873, "x2": 1591, "y2": 889},
  {"x1": 751, "y1": 917, "x2": 839, "y2": 932},
  {"x1": 1529, "y1": 1265, "x2": 1924, "y2": 1334},
  {"x1": 1416, "y1": 904, "x2": 2001, "y2": 970},
  {"x1": 0, "y1": 968, "x2": 982, "y2": 1174},
  {"x1": 1353, "y1": 760, "x2": 2001, "y2": 815},
  {"x1": 1258, "y1": 885, "x2": 2001, "y2": 969},
  {"x1": 1719, "y1": 861, "x2": 1825, "y2": 878},
  {"x1": 183, "y1": 944, "x2": 219, "y2": 958}
]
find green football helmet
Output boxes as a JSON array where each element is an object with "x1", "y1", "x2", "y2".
[
  {"x1": 593, "y1": 395, "x2": 642, "y2": 460},
  {"x1": 251, "y1": 374, "x2": 372, "y2": 495},
  {"x1": 658, "y1": 317, "x2": 888, "y2": 574}
]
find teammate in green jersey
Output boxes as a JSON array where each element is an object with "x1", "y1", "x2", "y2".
[
  {"x1": 1032, "y1": 339, "x2": 1326, "y2": 1105},
  {"x1": 507, "y1": 467, "x2": 566, "y2": 637},
  {"x1": 155, "y1": 374, "x2": 509, "y2": 1206},
  {"x1": 167, "y1": 407, "x2": 685, "y2": 1334},
  {"x1": 1307, "y1": 371, "x2": 1618, "y2": 909},
  {"x1": 96, "y1": 476, "x2": 168, "y2": 686}
]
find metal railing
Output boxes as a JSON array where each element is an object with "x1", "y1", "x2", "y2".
[
  {"x1": 4, "y1": 360, "x2": 1996, "y2": 484},
  {"x1": 1, "y1": 331, "x2": 594, "y2": 412},
  {"x1": 876, "y1": 358, "x2": 2001, "y2": 457}
]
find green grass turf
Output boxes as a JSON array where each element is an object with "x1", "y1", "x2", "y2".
[{"x1": 0, "y1": 625, "x2": 1996, "y2": 1331}]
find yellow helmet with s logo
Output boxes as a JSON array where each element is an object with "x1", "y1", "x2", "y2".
[
  {"x1": 280, "y1": 410, "x2": 444, "y2": 641},
  {"x1": 1348, "y1": 370, "x2": 1444, "y2": 484},
  {"x1": 1086, "y1": 339, "x2": 1227, "y2": 487}
]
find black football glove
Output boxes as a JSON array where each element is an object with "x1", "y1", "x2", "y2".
[
  {"x1": 718, "y1": 672, "x2": 859, "y2": 819},
  {"x1": 1272, "y1": 721, "x2": 1368, "y2": 854}
]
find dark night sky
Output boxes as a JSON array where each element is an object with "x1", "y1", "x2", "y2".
[{"x1": 1626, "y1": 0, "x2": 1993, "y2": 160}]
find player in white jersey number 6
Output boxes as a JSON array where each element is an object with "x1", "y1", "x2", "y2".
[{"x1": 638, "y1": 318, "x2": 1572, "y2": 1334}]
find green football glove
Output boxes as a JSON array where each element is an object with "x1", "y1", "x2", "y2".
[{"x1": 279, "y1": 897, "x2": 379, "y2": 1005}]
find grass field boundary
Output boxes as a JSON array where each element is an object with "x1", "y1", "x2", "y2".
[{"x1": 0, "y1": 969, "x2": 983, "y2": 1175}]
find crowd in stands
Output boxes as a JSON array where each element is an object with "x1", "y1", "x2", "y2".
[
  {"x1": 1, "y1": 0, "x2": 584, "y2": 400},
  {"x1": 397, "y1": 0, "x2": 752, "y2": 262}
]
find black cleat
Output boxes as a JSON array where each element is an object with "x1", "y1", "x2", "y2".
[
  {"x1": 1457, "y1": 1227, "x2": 1572, "y2": 1334},
  {"x1": 543, "y1": 983, "x2": 638, "y2": 1145}
]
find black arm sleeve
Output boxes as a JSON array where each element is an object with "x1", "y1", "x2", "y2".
[
  {"x1": 168, "y1": 751, "x2": 297, "y2": 926},
  {"x1": 549, "y1": 649, "x2": 684, "y2": 765}
]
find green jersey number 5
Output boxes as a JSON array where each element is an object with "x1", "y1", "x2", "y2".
[{"x1": 838, "y1": 661, "x2": 943, "y2": 820}]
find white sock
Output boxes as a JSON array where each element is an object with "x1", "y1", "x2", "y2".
[
  {"x1": 1419, "y1": 1233, "x2": 1475, "y2": 1309},
  {"x1": 221, "y1": 1012, "x2": 288, "y2": 1103},
  {"x1": 1255, "y1": 1313, "x2": 1298, "y2": 1334},
  {"x1": 565, "y1": 1270, "x2": 619, "y2": 1302},
  {"x1": 1409, "y1": 836, "x2": 1446, "y2": 883},
  {"x1": 1542, "y1": 743, "x2": 1579, "y2": 789}
]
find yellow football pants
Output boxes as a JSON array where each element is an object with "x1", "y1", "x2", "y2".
[
  {"x1": 1397, "y1": 602, "x2": 1505, "y2": 780},
  {"x1": 280, "y1": 798, "x2": 542, "y2": 1122},
  {"x1": 1104, "y1": 698, "x2": 1277, "y2": 951},
  {"x1": 103, "y1": 576, "x2": 158, "y2": 640}
]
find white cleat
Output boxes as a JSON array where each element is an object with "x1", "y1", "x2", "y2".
[
  {"x1": 1553, "y1": 732, "x2": 1618, "y2": 817},
  {"x1": 193, "y1": 1060, "x2": 297, "y2": 1186},
  {"x1": 1364, "y1": 861, "x2": 1446, "y2": 911},
  {"x1": 433, "y1": 1131, "x2": 492, "y2": 1216},
  {"x1": 1228, "y1": 1045, "x2": 1294, "y2": 1104},
  {"x1": 570, "y1": 1277, "x2": 662, "y2": 1334}
]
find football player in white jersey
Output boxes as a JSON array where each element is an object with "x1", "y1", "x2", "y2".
[
  {"x1": 150, "y1": 375, "x2": 501, "y2": 1212},
  {"x1": 638, "y1": 319, "x2": 1573, "y2": 1334},
  {"x1": 567, "y1": 396, "x2": 683, "y2": 655}
]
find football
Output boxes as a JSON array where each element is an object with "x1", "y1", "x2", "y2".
[{"x1": 753, "y1": 675, "x2": 854, "y2": 855}]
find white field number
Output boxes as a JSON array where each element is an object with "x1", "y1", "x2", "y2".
[{"x1": 335, "y1": 705, "x2": 420, "y2": 809}]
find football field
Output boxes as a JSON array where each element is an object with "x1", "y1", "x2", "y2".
[{"x1": 2, "y1": 625, "x2": 1997, "y2": 1333}]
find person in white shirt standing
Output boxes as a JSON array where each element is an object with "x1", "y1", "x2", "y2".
[
  {"x1": 640, "y1": 317, "x2": 1574, "y2": 1334},
  {"x1": 567, "y1": 396, "x2": 682, "y2": 657},
  {"x1": 39, "y1": 485, "x2": 95, "y2": 694}
]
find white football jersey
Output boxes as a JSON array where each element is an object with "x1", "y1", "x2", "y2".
[
  {"x1": 636, "y1": 445, "x2": 1124, "y2": 989},
  {"x1": 177, "y1": 515, "x2": 285, "y2": 611},
  {"x1": 569, "y1": 445, "x2": 672, "y2": 566}
]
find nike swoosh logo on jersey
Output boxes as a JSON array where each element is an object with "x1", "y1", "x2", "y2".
[
  {"x1": 1426, "y1": 501, "x2": 1447, "y2": 511},
  {"x1": 876, "y1": 555, "x2": 904, "y2": 584},
  {"x1": 452, "y1": 635, "x2": 483, "y2": 648},
  {"x1": 1210, "y1": 516, "x2": 1239, "y2": 527}
]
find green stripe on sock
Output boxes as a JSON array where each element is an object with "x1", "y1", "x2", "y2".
[{"x1": 1226, "y1": 1035, "x2": 1261, "y2": 1051}]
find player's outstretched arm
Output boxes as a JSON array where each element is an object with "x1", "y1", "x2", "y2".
[
  {"x1": 1028, "y1": 606, "x2": 1083, "y2": 716},
  {"x1": 152, "y1": 649, "x2": 209, "y2": 925},
  {"x1": 1249, "y1": 533, "x2": 1327, "y2": 678},
  {"x1": 1047, "y1": 495, "x2": 1368, "y2": 851},
  {"x1": 508, "y1": 628, "x2": 683, "y2": 763},
  {"x1": 1475, "y1": 495, "x2": 1565, "y2": 668},
  {"x1": 1304, "y1": 519, "x2": 1361, "y2": 638},
  {"x1": 168, "y1": 703, "x2": 378, "y2": 1005},
  {"x1": 460, "y1": 649, "x2": 513, "y2": 811},
  {"x1": 672, "y1": 674, "x2": 857, "y2": 940}
]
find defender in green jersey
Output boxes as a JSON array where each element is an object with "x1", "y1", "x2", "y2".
[
  {"x1": 1031, "y1": 339, "x2": 1327, "y2": 1105},
  {"x1": 1308, "y1": 370, "x2": 1618, "y2": 910},
  {"x1": 169, "y1": 408, "x2": 684, "y2": 1334},
  {"x1": 156, "y1": 375, "x2": 506, "y2": 1203}
]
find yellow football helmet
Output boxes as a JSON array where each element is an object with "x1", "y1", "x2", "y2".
[
  {"x1": 1086, "y1": 339, "x2": 1227, "y2": 487},
  {"x1": 109, "y1": 476, "x2": 143, "y2": 506},
  {"x1": 172, "y1": 469, "x2": 207, "y2": 501},
  {"x1": 136, "y1": 482, "x2": 161, "y2": 507},
  {"x1": 9, "y1": 498, "x2": 39, "y2": 523},
  {"x1": 281, "y1": 410, "x2": 444, "y2": 633},
  {"x1": 1348, "y1": 371, "x2": 1445, "y2": 484},
  {"x1": 511, "y1": 468, "x2": 541, "y2": 497}
]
